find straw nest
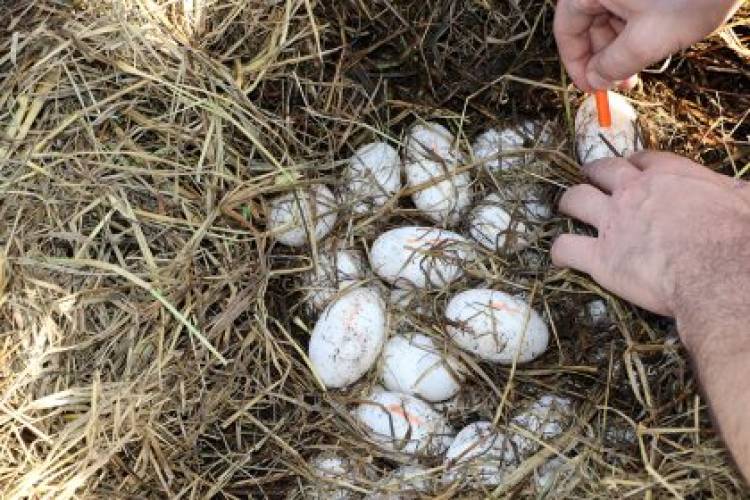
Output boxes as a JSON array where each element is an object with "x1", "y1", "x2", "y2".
[{"x1": 1, "y1": 1, "x2": 749, "y2": 498}]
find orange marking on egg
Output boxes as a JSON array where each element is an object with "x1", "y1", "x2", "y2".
[
  {"x1": 343, "y1": 304, "x2": 362, "y2": 330},
  {"x1": 490, "y1": 300, "x2": 521, "y2": 315},
  {"x1": 385, "y1": 404, "x2": 425, "y2": 426}
]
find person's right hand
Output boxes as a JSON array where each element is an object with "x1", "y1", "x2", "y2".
[
  {"x1": 551, "y1": 151, "x2": 750, "y2": 336},
  {"x1": 553, "y1": 0, "x2": 743, "y2": 91}
]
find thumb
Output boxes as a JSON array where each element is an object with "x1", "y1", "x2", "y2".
[{"x1": 585, "y1": 21, "x2": 661, "y2": 90}]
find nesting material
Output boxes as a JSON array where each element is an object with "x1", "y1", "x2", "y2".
[
  {"x1": 354, "y1": 390, "x2": 455, "y2": 456},
  {"x1": 268, "y1": 185, "x2": 338, "y2": 247},
  {"x1": 2, "y1": 0, "x2": 745, "y2": 498},
  {"x1": 341, "y1": 141, "x2": 401, "y2": 214},
  {"x1": 445, "y1": 289, "x2": 549, "y2": 364},
  {"x1": 308, "y1": 287, "x2": 387, "y2": 388},
  {"x1": 370, "y1": 227, "x2": 474, "y2": 289},
  {"x1": 575, "y1": 91, "x2": 643, "y2": 163},
  {"x1": 381, "y1": 333, "x2": 465, "y2": 402}
]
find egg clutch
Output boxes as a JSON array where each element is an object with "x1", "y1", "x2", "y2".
[{"x1": 266, "y1": 92, "x2": 641, "y2": 497}]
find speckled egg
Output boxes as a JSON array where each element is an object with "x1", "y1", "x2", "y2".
[
  {"x1": 370, "y1": 226, "x2": 474, "y2": 289},
  {"x1": 308, "y1": 287, "x2": 386, "y2": 388},
  {"x1": 445, "y1": 289, "x2": 549, "y2": 364},
  {"x1": 268, "y1": 185, "x2": 337, "y2": 247}
]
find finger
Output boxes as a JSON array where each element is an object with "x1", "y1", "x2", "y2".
[
  {"x1": 582, "y1": 157, "x2": 641, "y2": 193},
  {"x1": 627, "y1": 150, "x2": 733, "y2": 187},
  {"x1": 608, "y1": 16, "x2": 625, "y2": 33},
  {"x1": 551, "y1": 233, "x2": 600, "y2": 275},
  {"x1": 558, "y1": 184, "x2": 611, "y2": 228},
  {"x1": 589, "y1": 14, "x2": 619, "y2": 54},
  {"x1": 585, "y1": 21, "x2": 662, "y2": 90},
  {"x1": 554, "y1": 0, "x2": 605, "y2": 92},
  {"x1": 617, "y1": 74, "x2": 639, "y2": 91}
]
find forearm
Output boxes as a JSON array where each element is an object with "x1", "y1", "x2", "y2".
[
  {"x1": 678, "y1": 315, "x2": 750, "y2": 478},
  {"x1": 675, "y1": 260, "x2": 750, "y2": 479}
]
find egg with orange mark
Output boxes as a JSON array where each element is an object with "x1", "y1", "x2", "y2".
[
  {"x1": 354, "y1": 390, "x2": 455, "y2": 455},
  {"x1": 404, "y1": 121, "x2": 462, "y2": 164},
  {"x1": 445, "y1": 289, "x2": 549, "y2": 363},
  {"x1": 370, "y1": 226, "x2": 474, "y2": 289},
  {"x1": 575, "y1": 91, "x2": 643, "y2": 164},
  {"x1": 308, "y1": 287, "x2": 386, "y2": 388}
]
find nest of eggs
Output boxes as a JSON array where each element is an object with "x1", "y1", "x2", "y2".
[{"x1": 1, "y1": 0, "x2": 749, "y2": 498}]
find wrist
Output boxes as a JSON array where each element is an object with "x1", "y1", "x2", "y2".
[{"x1": 673, "y1": 269, "x2": 750, "y2": 362}]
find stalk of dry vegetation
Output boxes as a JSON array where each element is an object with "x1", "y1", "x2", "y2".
[{"x1": 1, "y1": 0, "x2": 749, "y2": 498}]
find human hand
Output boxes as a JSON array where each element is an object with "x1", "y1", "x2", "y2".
[
  {"x1": 553, "y1": 0, "x2": 743, "y2": 91},
  {"x1": 553, "y1": 152, "x2": 750, "y2": 481},
  {"x1": 551, "y1": 151, "x2": 750, "y2": 338}
]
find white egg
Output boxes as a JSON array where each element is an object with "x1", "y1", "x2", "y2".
[
  {"x1": 404, "y1": 122, "x2": 461, "y2": 163},
  {"x1": 469, "y1": 193, "x2": 530, "y2": 252},
  {"x1": 604, "y1": 423, "x2": 637, "y2": 446},
  {"x1": 308, "y1": 287, "x2": 387, "y2": 388},
  {"x1": 370, "y1": 227, "x2": 474, "y2": 289},
  {"x1": 586, "y1": 299, "x2": 611, "y2": 327},
  {"x1": 520, "y1": 119, "x2": 556, "y2": 148},
  {"x1": 493, "y1": 185, "x2": 553, "y2": 223},
  {"x1": 510, "y1": 395, "x2": 572, "y2": 457},
  {"x1": 388, "y1": 288, "x2": 423, "y2": 312},
  {"x1": 389, "y1": 465, "x2": 433, "y2": 493},
  {"x1": 473, "y1": 127, "x2": 528, "y2": 171},
  {"x1": 405, "y1": 158, "x2": 472, "y2": 226},
  {"x1": 534, "y1": 456, "x2": 575, "y2": 493},
  {"x1": 342, "y1": 142, "x2": 401, "y2": 214},
  {"x1": 304, "y1": 244, "x2": 367, "y2": 312},
  {"x1": 308, "y1": 453, "x2": 375, "y2": 500},
  {"x1": 354, "y1": 390, "x2": 455, "y2": 456},
  {"x1": 575, "y1": 91, "x2": 643, "y2": 164},
  {"x1": 381, "y1": 333, "x2": 464, "y2": 402},
  {"x1": 443, "y1": 421, "x2": 516, "y2": 486},
  {"x1": 365, "y1": 465, "x2": 433, "y2": 499},
  {"x1": 445, "y1": 289, "x2": 549, "y2": 364},
  {"x1": 268, "y1": 185, "x2": 337, "y2": 247}
]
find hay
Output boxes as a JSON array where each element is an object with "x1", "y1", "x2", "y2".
[{"x1": 1, "y1": 0, "x2": 749, "y2": 497}]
